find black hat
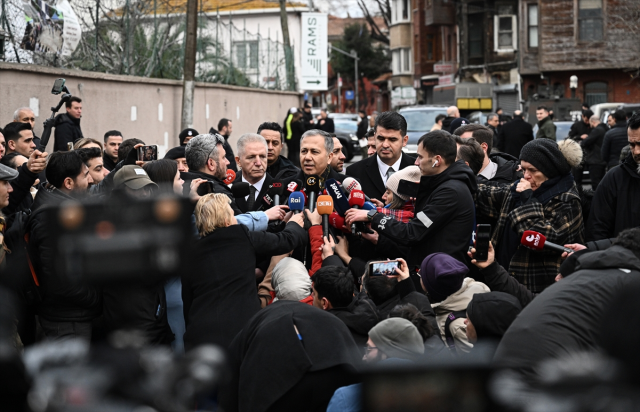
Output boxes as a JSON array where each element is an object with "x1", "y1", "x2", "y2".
[
  {"x1": 179, "y1": 128, "x2": 199, "y2": 146},
  {"x1": 519, "y1": 139, "x2": 571, "y2": 179},
  {"x1": 448, "y1": 117, "x2": 469, "y2": 133},
  {"x1": 164, "y1": 146, "x2": 186, "y2": 160}
]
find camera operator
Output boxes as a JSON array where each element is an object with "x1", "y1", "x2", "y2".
[{"x1": 53, "y1": 96, "x2": 84, "y2": 152}]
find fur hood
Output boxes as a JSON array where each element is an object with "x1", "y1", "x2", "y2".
[{"x1": 558, "y1": 138, "x2": 583, "y2": 168}]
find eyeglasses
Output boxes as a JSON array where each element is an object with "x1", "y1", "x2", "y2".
[{"x1": 364, "y1": 345, "x2": 377, "y2": 354}]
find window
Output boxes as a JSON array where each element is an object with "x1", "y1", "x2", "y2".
[
  {"x1": 235, "y1": 41, "x2": 259, "y2": 69},
  {"x1": 468, "y1": 14, "x2": 483, "y2": 58},
  {"x1": 578, "y1": 0, "x2": 603, "y2": 41},
  {"x1": 402, "y1": 0, "x2": 408, "y2": 20},
  {"x1": 391, "y1": 0, "x2": 410, "y2": 23},
  {"x1": 584, "y1": 81, "x2": 607, "y2": 106},
  {"x1": 494, "y1": 15, "x2": 517, "y2": 51},
  {"x1": 528, "y1": 4, "x2": 538, "y2": 48},
  {"x1": 426, "y1": 34, "x2": 434, "y2": 61},
  {"x1": 392, "y1": 48, "x2": 412, "y2": 74}
]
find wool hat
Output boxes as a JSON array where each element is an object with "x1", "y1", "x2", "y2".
[
  {"x1": 0, "y1": 163, "x2": 19, "y2": 181},
  {"x1": 420, "y1": 253, "x2": 468, "y2": 303},
  {"x1": 164, "y1": 146, "x2": 186, "y2": 160},
  {"x1": 368, "y1": 318, "x2": 424, "y2": 360},
  {"x1": 449, "y1": 117, "x2": 469, "y2": 133},
  {"x1": 519, "y1": 138, "x2": 582, "y2": 179},
  {"x1": 386, "y1": 165, "x2": 421, "y2": 201},
  {"x1": 179, "y1": 128, "x2": 199, "y2": 146},
  {"x1": 113, "y1": 165, "x2": 158, "y2": 190}
]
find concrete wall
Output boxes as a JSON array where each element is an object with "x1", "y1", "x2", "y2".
[{"x1": 0, "y1": 62, "x2": 301, "y2": 157}]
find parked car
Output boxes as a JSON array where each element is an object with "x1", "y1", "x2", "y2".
[
  {"x1": 398, "y1": 105, "x2": 448, "y2": 153},
  {"x1": 590, "y1": 102, "x2": 622, "y2": 123},
  {"x1": 532, "y1": 121, "x2": 573, "y2": 141},
  {"x1": 329, "y1": 114, "x2": 359, "y2": 162}
]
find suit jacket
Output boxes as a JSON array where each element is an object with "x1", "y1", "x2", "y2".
[
  {"x1": 345, "y1": 153, "x2": 416, "y2": 200},
  {"x1": 234, "y1": 172, "x2": 275, "y2": 213}
]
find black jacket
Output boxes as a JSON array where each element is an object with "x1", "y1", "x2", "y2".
[
  {"x1": 497, "y1": 117, "x2": 534, "y2": 158},
  {"x1": 53, "y1": 113, "x2": 83, "y2": 152},
  {"x1": 494, "y1": 246, "x2": 640, "y2": 376},
  {"x1": 371, "y1": 161, "x2": 477, "y2": 269},
  {"x1": 318, "y1": 117, "x2": 335, "y2": 133},
  {"x1": 587, "y1": 154, "x2": 640, "y2": 241},
  {"x1": 376, "y1": 277, "x2": 437, "y2": 329},
  {"x1": 356, "y1": 118, "x2": 369, "y2": 139},
  {"x1": 233, "y1": 172, "x2": 275, "y2": 213},
  {"x1": 442, "y1": 116, "x2": 456, "y2": 132},
  {"x1": 486, "y1": 152, "x2": 522, "y2": 184},
  {"x1": 329, "y1": 292, "x2": 380, "y2": 351},
  {"x1": 302, "y1": 110, "x2": 315, "y2": 130},
  {"x1": 103, "y1": 153, "x2": 118, "y2": 172},
  {"x1": 182, "y1": 222, "x2": 307, "y2": 351},
  {"x1": 4, "y1": 163, "x2": 38, "y2": 216},
  {"x1": 581, "y1": 122, "x2": 607, "y2": 166},
  {"x1": 266, "y1": 155, "x2": 300, "y2": 180},
  {"x1": 601, "y1": 121, "x2": 629, "y2": 168},
  {"x1": 568, "y1": 120, "x2": 590, "y2": 140},
  {"x1": 181, "y1": 170, "x2": 242, "y2": 215},
  {"x1": 345, "y1": 153, "x2": 416, "y2": 201},
  {"x1": 26, "y1": 184, "x2": 101, "y2": 322},
  {"x1": 467, "y1": 291, "x2": 521, "y2": 341},
  {"x1": 223, "y1": 135, "x2": 238, "y2": 172}
]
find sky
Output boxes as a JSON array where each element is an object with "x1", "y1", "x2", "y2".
[{"x1": 313, "y1": 0, "x2": 375, "y2": 18}]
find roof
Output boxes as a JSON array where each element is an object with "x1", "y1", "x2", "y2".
[
  {"x1": 328, "y1": 14, "x2": 387, "y2": 40},
  {"x1": 152, "y1": 0, "x2": 307, "y2": 14},
  {"x1": 372, "y1": 72, "x2": 392, "y2": 84}
]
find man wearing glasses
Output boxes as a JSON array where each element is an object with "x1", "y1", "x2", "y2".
[{"x1": 13, "y1": 107, "x2": 41, "y2": 148}]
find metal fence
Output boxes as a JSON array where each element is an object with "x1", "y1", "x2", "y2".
[{"x1": 0, "y1": 0, "x2": 296, "y2": 91}]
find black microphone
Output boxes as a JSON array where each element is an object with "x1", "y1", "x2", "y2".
[
  {"x1": 270, "y1": 181, "x2": 284, "y2": 206},
  {"x1": 304, "y1": 175, "x2": 320, "y2": 212},
  {"x1": 231, "y1": 182, "x2": 250, "y2": 198}
]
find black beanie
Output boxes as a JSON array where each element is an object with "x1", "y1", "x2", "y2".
[
  {"x1": 519, "y1": 139, "x2": 570, "y2": 179},
  {"x1": 164, "y1": 146, "x2": 186, "y2": 160},
  {"x1": 179, "y1": 128, "x2": 199, "y2": 146}
]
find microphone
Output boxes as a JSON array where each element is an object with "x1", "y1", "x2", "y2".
[
  {"x1": 348, "y1": 189, "x2": 366, "y2": 235},
  {"x1": 316, "y1": 195, "x2": 334, "y2": 239},
  {"x1": 288, "y1": 192, "x2": 305, "y2": 214},
  {"x1": 341, "y1": 177, "x2": 371, "y2": 201},
  {"x1": 223, "y1": 169, "x2": 236, "y2": 185},
  {"x1": 325, "y1": 178, "x2": 351, "y2": 216},
  {"x1": 329, "y1": 212, "x2": 350, "y2": 234},
  {"x1": 231, "y1": 182, "x2": 250, "y2": 198},
  {"x1": 304, "y1": 175, "x2": 321, "y2": 212},
  {"x1": 521, "y1": 230, "x2": 574, "y2": 254},
  {"x1": 286, "y1": 179, "x2": 302, "y2": 195},
  {"x1": 362, "y1": 201, "x2": 376, "y2": 211},
  {"x1": 270, "y1": 181, "x2": 284, "y2": 206}
]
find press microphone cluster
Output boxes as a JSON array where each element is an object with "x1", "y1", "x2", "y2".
[
  {"x1": 304, "y1": 175, "x2": 321, "y2": 212},
  {"x1": 316, "y1": 195, "x2": 334, "y2": 238},
  {"x1": 325, "y1": 178, "x2": 351, "y2": 216},
  {"x1": 520, "y1": 230, "x2": 574, "y2": 254},
  {"x1": 288, "y1": 192, "x2": 305, "y2": 214},
  {"x1": 223, "y1": 169, "x2": 236, "y2": 185},
  {"x1": 348, "y1": 190, "x2": 366, "y2": 234}
]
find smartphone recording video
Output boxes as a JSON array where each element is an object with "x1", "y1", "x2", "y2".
[
  {"x1": 369, "y1": 260, "x2": 399, "y2": 276},
  {"x1": 475, "y1": 224, "x2": 491, "y2": 262},
  {"x1": 137, "y1": 145, "x2": 158, "y2": 162}
]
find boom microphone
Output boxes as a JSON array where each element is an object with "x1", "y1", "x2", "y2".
[
  {"x1": 521, "y1": 230, "x2": 573, "y2": 254},
  {"x1": 223, "y1": 169, "x2": 236, "y2": 185},
  {"x1": 231, "y1": 182, "x2": 250, "y2": 198},
  {"x1": 348, "y1": 190, "x2": 366, "y2": 235},
  {"x1": 316, "y1": 195, "x2": 334, "y2": 239},
  {"x1": 288, "y1": 192, "x2": 305, "y2": 214},
  {"x1": 325, "y1": 178, "x2": 351, "y2": 216}
]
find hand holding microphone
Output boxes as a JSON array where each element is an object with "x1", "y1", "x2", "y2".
[
  {"x1": 521, "y1": 230, "x2": 574, "y2": 254},
  {"x1": 348, "y1": 190, "x2": 366, "y2": 234},
  {"x1": 316, "y1": 195, "x2": 334, "y2": 239}
]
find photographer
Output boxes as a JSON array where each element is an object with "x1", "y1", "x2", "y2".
[{"x1": 53, "y1": 96, "x2": 84, "y2": 152}]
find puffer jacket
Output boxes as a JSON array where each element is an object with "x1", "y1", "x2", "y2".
[{"x1": 431, "y1": 277, "x2": 490, "y2": 354}]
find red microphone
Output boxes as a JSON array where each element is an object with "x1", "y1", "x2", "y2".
[
  {"x1": 348, "y1": 189, "x2": 366, "y2": 234},
  {"x1": 329, "y1": 212, "x2": 350, "y2": 234},
  {"x1": 223, "y1": 169, "x2": 236, "y2": 185},
  {"x1": 521, "y1": 230, "x2": 573, "y2": 254}
]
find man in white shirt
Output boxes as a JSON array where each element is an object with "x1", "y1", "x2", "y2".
[{"x1": 235, "y1": 133, "x2": 272, "y2": 212}]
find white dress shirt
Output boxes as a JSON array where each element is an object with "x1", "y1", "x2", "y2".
[
  {"x1": 478, "y1": 160, "x2": 498, "y2": 180},
  {"x1": 376, "y1": 155, "x2": 403, "y2": 185},
  {"x1": 242, "y1": 174, "x2": 266, "y2": 202}
]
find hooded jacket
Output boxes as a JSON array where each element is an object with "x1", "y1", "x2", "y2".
[
  {"x1": 536, "y1": 116, "x2": 556, "y2": 140},
  {"x1": 486, "y1": 152, "x2": 523, "y2": 184},
  {"x1": 53, "y1": 113, "x2": 83, "y2": 152},
  {"x1": 371, "y1": 160, "x2": 477, "y2": 269},
  {"x1": 601, "y1": 121, "x2": 629, "y2": 168},
  {"x1": 466, "y1": 291, "x2": 521, "y2": 340},
  {"x1": 494, "y1": 245, "x2": 640, "y2": 377},
  {"x1": 587, "y1": 154, "x2": 640, "y2": 241},
  {"x1": 431, "y1": 277, "x2": 490, "y2": 354}
]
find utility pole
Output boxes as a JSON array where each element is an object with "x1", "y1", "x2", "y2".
[
  {"x1": 330, "y1": 45, "x2": 359, "y2": 112},
  {"x1": 181, "y1": 0, "x2": 198, "y2": 130},
  {"x1": 278, "y1": 0, "x2": 295, "y2": 90}
]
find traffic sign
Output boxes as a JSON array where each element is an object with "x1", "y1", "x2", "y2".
[
  {"x1": 345, "y1": 90, "x2": 354, "y2": 100},
  {"x1": 301, "y1": 13, "x2": 328, "y2": 91}
]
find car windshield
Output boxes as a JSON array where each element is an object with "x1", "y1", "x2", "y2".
[
  {"x1": 556, "y1": 123, "x2": 572, "y2": 140},
  {"x1": 401, "y1": 110, "x2": 446, "y2": 132},
  {"x1": 334, "y1": 120, "x2": 357, "y2": 133}
]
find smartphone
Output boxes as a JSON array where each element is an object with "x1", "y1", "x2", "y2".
[
  {"x1": 137, "y1": 145, "x2": 158, "y2": 162},
  {"x1": 475, "y1": 224, "x2": 491, "y2": 262},
  {"x1": 67, "y1": 142, "x2": 74, "y2": 151},
  {"x1": 369, "y1": 260, "x2": 399, "y2": 276},
  {"x1": 51, "y1": 78, "x2": 66, "y2": 95},
  {"x1": 196, "y1": 181, "x2": 215, "y2": 197}
]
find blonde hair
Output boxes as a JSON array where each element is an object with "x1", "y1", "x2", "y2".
[
  {"x1": 74, "y1": 137, "x2": 104, "y2": 150},
  {"x1": 195, "y1": 193, "x2": 234, "y2": 236}
]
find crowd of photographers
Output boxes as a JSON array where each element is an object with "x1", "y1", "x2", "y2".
[{"x1": 1, "y1": 98, "x2": 640, "y2": 411}]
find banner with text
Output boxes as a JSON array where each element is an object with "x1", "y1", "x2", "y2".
[{"x1": 300, "y1": 13, "x2": 328, "y2": 91}]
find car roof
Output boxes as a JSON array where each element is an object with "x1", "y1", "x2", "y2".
[{"x1": 399, "y1": 105, "x2": 448, "y2": 111}]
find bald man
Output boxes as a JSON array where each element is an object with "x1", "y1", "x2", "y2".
[
  {"x1": 496, "y1": 110, "x2": 534, "y2": 158},
  {"x1": 442, "y1": 105, "x2": 460, "y2": 132},
  {"x1": 13, "y1": 107, "x2": 41, "y2": 148}
]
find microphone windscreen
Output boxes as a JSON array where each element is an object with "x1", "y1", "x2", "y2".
[
  {"x1": 231, "y1": 182, "x2": 251, "y2": 198},
  {"x1": 325, "y1": 178, "x2": 351, "y2": 216},
  {"x1": 342, "y1": 177, "x2": 362, "y2": 194},
  {"x1": 316, "y1": 195, "x2": 334, "y2": 216},
  {"x1": 348, "y1": 190, "x2": 366, "y2": 208},
  {"x1": 329, "y1": 212, "x2": 349, "y2": 233},
  {"x1": 362, "y1": 201, "x2": 376, "y2": 211},
  {"x1": 304, "y1": 175, "x2": 321, "y2": 193},
  {"x1": 223, "y1": 169, "x2": 236, "y2": 185},
  {"x1": 521, "y1": 230, "x2": 546, "y2": 250},
  {"x1": 288, "y1": 192, "x2": 305, "y2": 212},
  {"x1": 269, "y1": 181, "x2": 284, "y2": 196}
]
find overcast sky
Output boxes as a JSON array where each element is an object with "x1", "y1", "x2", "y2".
[{"x1": 313, "y1": 0, "x2": 376, "y2": 18}]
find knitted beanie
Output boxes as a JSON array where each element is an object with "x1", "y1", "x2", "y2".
[
  {"x1": 386, "y1": 166, "x2": 421, "y2": 200},
  {"x1": 164, "y1": 146, "x2": 186, "y2": 160},
  {"x1": 449, "y1": 117, "x2": 470, "y2": 134},
  {"x1": 368, "y1": 318, "x2": 424, "y2": 360},
  {"x1": 519, "y1": 138, "x2": 582, "y2": 179},
  {"x1": 420, "y1": 253, "x2": 468, "y2": 303}
]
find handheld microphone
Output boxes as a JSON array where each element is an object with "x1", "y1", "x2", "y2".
[
  {"x1": 520, "y1": 230, "x2": 574, "y2": 254},
  {"x1": 288, "y1": 192, "x2": 305, "y2": 214},
  {"x1": 305, "y1": 175, "x2": 321, "y2": 212},
  {"x1": 362, "y1": 201, "x2": 376, "y2": 211},
  {"x1": 325, "y1": 178, "x2": 351, "y2": 216},
  {"x1": 231, "y1": 182, "x2": 250, "y2": 198},
  {"x1": 348, "y1": 189, "x2": 366, "y2": 235},
  {"x1": 329, "y1": 212, "x2": 350, "y2": 234},
  {"x1": 286, "y1": 179, "x2": 302, "y2": 195},
  {"x1": 316, "y1": 195, "x2": 334, "y2": 239},
  {"x1": 223, "y1": 169, "x2": 236, "y2": 185},
  {"x1": 270, "y1": 181, "x2": 284, "y2": 206},
  {"x1": 341, "y1": 177, "x2": 371, "y2": 201}
]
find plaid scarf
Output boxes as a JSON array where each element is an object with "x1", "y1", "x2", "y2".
[{"x1": 377, "y1": 201, "x2": 415, "y2": 223}]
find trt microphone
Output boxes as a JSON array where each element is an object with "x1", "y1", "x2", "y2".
[
  {"x1": 348, "y1": 189, "x2": 366, "y2": 234},
  {"x1": 316, "y1": 195, "x2": 334, "y2": 239},
  {"x1": 223, "y1": 169, "x2": 236, "y2": 185},
  {"x1": 521, "y1": 230, "x2": 574, "y2": 254},
  {"x1": 329, "y1": 212, "x2": 350, "y2": 234},
  {"x1": 341, "y1": 177, "x2": 371, "y2": 201},
  {"x1": 304, "y1": 175, "x2": 321, "y2": 212},
  {"x1": 288, "y1": 192, "x2": 305, "y2": 214},
  {"x1": 325, "y1": 178, "x2": 351, "y2": 216},
  {"x1": 231, "y1": 182, "x2": 251, "y2": 198}
]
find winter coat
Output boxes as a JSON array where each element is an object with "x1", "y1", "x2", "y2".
[
  {"x1": 431, "y1": 277, "x2": 490, "y2": 354},
  {"x1": 356, "y1": 117, "x2": 369, "y2": 139},
  {"x1": 4, "y1": 163, "x2": 38, "y2": 216},
  {"x1": 581, "y1": 123, "x2": 608, "y2": 166},
  {"x1": 479, "y1": 261, "x2": 536, "y2": 308},
  {"x1": 568, "y1": 120, "x2": 590, "y2": 140},
  {"x1": 475, "y1": 174, "x2": 585, "y2": 293},
  {"x1": 26, "y1": 183, "x2": 101, "y2": 322},
  {"x1": 370, "y1": 160, "x2": 477, "y2": 269},
  {"x1": 182, "y1": 222, "x2": 307, "y2": 351},
  {"x1": 266, "y1": 155, "x2": 300, "y2": 180},
  {"x1": 180, "y1": 169, "x2": 242, "y2": 215},
  {"x1": 375, "y1": 277, "x2": 438, "y2": 333},
  {"x1": 587, "y1": 154, "x2": 640, "y2": 241},
  {"x1": 601, "y1": 121, "x2": 629, "y2": 168},
  {"x1": 497, "y1": 117, "x2": 534, "y2": 158},
  {"x1": 53, "y1": 113, "x2": 83, "y2": 152},
  {"x1": 536, "y1": 116, "x2": 556, "y2": 140},
  {"x1": 494, "y1": 245, "x2": 640, "y2": 377},
  {"x1": 329, "y1": 292, "x2": 381, "y2": 351},
  {"x1": 486, "y1": 152, "x2": 523, "y2": 184}
]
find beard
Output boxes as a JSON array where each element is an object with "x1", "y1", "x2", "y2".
[{"x1": 215, "y1": 162, "x2": 227, "y2": 180}]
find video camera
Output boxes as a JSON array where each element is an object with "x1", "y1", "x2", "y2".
[{"x1": 39, "y1": 78, "x2": 72, "y2": 152}]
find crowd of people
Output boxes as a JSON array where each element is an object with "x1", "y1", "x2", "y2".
[{"x1": 1, "y1": 97, "x2": 640, "y2": 411}]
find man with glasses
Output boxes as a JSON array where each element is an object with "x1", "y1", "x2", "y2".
[{"x1": 13, "y1": 107, "x2": 41, "y2": 148}]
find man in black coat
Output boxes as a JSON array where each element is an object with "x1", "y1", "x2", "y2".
[
  {"x1": 601, "y1": 109, "x2": 629, "y2": 169},
  {"x1": 346, "y1": 130, "x2": 477, "y2": 269},
  {"x1": 568, "y1": 109, "x2": 592, "y2": 140},
  {"x1": 317, "y1": 109, "x2": 335, "y2": 133},
  {"x1": 233, "y1": 133, "x2": 277, "y2": 213},
  {"x1": 53, "y1": 96, "x2": 84, "y2": 152},
  {"x1": 587, "y1": 113, "x2": 640, "y2": 241},
  {"x1": 258, "y1": 122, "x2": 300, "y2": 180},
  {"x1": 345, "y1": 111, "x2": 416, "y2": 201},
  {"x1": 356, "y1": 110, "x2": 369, "y2": 139},
  {"x1": 302, "y1": 102, "x2": 315, "y2": 130},
  {"x1": 580, "y1": 115, "x2": 608, "y2": 190},
  {"x1": 214, "y1": 119, "x2": 238, "y2": 172},
  {"x1": 496, "y1": 110, "x2": 534, "y2": 158}
]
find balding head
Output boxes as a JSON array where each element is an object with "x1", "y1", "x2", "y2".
[
  {"x1": 447, "y1": 106, "x2": 460, "y2": 118},
  {"x1": 589, "y1": 115, "x2": 601, "y2": 127}
]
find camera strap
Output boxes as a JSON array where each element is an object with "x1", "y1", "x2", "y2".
[{"x1": 444, "y1": 310, "x2": 467, "y2": 349}]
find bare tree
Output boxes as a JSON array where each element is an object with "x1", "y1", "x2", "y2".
[{"x1": 356, "y1": 0, "x2": 389, "y2": 44}]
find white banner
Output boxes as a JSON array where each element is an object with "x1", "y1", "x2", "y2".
[
  {"x1": 300, "y1": 13, "x2": 328, "y2": 91},
  {"x1": 19, "y1": 0, "x2": 81, "y2": 57}
]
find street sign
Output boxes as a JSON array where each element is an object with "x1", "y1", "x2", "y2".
[
  {"x1": 434, "y1": 62, "x2": 454, "y2": 73},
  {"x1": 345, "y1": 90, "x2": 354, "y2": 100},
  {"x1": 301, "y1": 13, "x2": 328, "y2": 91},
  {"x1": 438, "y1": 75, "x2": 454, "y2": 85}
]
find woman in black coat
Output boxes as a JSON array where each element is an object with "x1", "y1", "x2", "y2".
[{"x1": 183, "y1": 193, "x2": 307, "y2": 351}]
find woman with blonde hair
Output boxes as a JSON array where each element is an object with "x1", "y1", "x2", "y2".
[{"x1": 183, "y1": 193, "x2": 306, "y2": 351}]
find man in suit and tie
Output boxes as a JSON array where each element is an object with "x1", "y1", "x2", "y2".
[
  {"x1": 345, "y1": 111, "x2": 415, "y2": 201},
  {"x1": 234, "y1": 133, "x2": 274, "y2": 213}
]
